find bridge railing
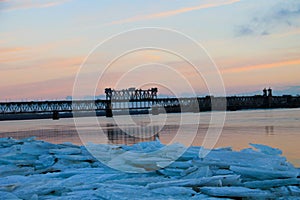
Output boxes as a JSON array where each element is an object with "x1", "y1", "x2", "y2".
[{"x1": 0, "y1": 100, "x2": 109, "y2": 114}]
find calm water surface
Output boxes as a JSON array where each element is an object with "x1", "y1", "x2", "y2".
[{"x1": 1, "y1": 108, "x2": 299, "y2": 167}]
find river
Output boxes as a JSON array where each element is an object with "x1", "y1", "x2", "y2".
[{"x1": 1, "y1": 108, "x2": 299, "y2": 167}]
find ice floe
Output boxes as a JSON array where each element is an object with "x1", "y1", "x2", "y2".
[{"x1": 0, "y1": 137, "x2": 299, "y2": 199}]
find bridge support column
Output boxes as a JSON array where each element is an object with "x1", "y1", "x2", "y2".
[
  {"x1": 151, "y1": 105, "x2": 159, "y2": 115},
  {"x1": 105, "y1": 102, "x2": 113, "y2": 117},
  {"x1": 263, "y1": 88, "x2": 273, "y2": 108},
  {"x1": 191, "y1": 100, "x2": 200, "y2": 113},
  {"x1": 268, "y1": 88, "x2": 273, "y2": 108},
  {"x1": 52, "y1": 111, "x2": 59, "y2": 120}
]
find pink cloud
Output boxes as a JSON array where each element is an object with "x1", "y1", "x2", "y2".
[
  {"x1": 2, "y1": 0, "x2": 72, "y2": 12},
  {"x1": 107, "y1": 0, "x2": 240, "y2": 25},
  {"x1": 0, "y1": 76, "x2": 75, "y2": 101}
]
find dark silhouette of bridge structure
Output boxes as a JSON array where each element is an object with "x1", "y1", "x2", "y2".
[{"x1": 1, "y1": 87, "x2": 300, "y2": 120}]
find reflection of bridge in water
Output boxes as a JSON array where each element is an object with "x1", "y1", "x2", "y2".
[
  {"x1": 103, "y1": 124, "x2": 160, "y2": 145},
  {"x1": 1, "y1": 87, "x2": 300, "y2": 120},
  {"x1": 0, "y1": 124, "x2": 162, "y2": 145}
]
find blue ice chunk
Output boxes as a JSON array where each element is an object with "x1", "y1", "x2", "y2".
[
  {"x1": 121, "y1": 138, "x2": 164, "y2": 153},
  {"x1": 0, "y1": 191, "x2": 20, "y2": 200},
  {"x1": 249, "y1": 143, "x2": 282, "y2": 155},
  {"x1": 151, "y1": 186, "x2": 196, "y2": 196}
]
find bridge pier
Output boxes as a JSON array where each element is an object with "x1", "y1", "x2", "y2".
[
  {"x1": 52, "y1": 111, "x2": 59, "y2": 120},
  {"x1": 151, "y1": 105, "x2": 159, "y2": 115},
  {"x1": 105, "y1": 102, "x2": 113, "y2": 117},
  {"x1": 263, "y1": 88, "x2": 273, "y2": 108},
  {"x1": 268, "y1": 88, "x2": 273, "y2": 108}
]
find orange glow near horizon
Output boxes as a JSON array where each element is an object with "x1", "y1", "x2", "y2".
[{"x1": 223, "y1": 59, "x2": 300, "y2": 73}]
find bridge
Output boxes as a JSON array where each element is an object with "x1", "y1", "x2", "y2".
[
  {"x1": 1, "y1": 87, "x2": 300, "y2": 120},
  {"x1": 0, "y1": 88, "x2": 159, "y2": 120}
]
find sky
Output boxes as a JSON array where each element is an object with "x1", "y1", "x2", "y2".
[{"x1": 1, "y1": 0, "x2": 300, "y2": 100}]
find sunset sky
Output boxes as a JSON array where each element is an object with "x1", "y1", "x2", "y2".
[{"x1": 1, "y1": 0, "x2": 300, "y2": 101}]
